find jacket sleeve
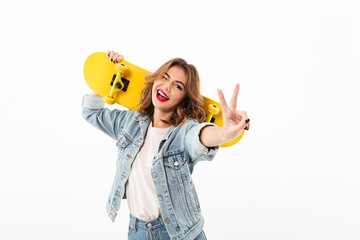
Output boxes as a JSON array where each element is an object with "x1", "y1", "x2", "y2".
[
  {"x1": 184, "y1": 120, "x2": 219, "y2": 165},
  {"x1": 81, "y1": 94, "x2": 128, "y2": 141}
]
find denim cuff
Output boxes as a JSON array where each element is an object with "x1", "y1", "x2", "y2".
[
  {"x1": 193, "y1": 122, "x2": 220, "y2": 156},
  {"x1": 82, "y1": 94, "x2": 105, "y2": 109}
]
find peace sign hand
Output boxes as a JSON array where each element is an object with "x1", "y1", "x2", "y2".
[{"x1": 218, "y1": 83, "x2": 250, "y2": 142}]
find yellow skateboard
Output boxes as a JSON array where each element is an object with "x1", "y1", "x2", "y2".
[{"x1": 83, "y1": 52, "x2": 244, "y2": 147}]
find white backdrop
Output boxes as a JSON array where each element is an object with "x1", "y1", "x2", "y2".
[{"x1": 1, "y1": 0, "x2": 359, "y2": 239}]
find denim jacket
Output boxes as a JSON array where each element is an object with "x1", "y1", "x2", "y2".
[{"x1": 82, "y1": 95, "x2": 219, "y2": 240}]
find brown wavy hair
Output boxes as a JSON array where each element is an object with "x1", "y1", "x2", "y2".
[{"x1": 138, "y1": 58, "x2": 206, "y2": 126}]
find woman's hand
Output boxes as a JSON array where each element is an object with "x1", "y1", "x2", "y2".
[
  {"x1": 107, "y1": 50, "x2": 124, "y2": 63},
  {"x1": 199, "y1": 83, "x2": 250, "y2": 147},
  {"x1": 218, "y1": 83, "x2": 250, "y2": 142}
]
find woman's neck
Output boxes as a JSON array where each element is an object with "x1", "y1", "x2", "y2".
[{"x1": 152, "y1": 109, "x2": 173, "y2": 128}]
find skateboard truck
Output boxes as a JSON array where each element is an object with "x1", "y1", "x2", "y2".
[
  {"x1": 110, "y1": 75, "x2": 130, "y2": 91},
  {"x1": 104, "y1": 63, "x2": 129, "y2": 105},
  {"x1": 205, "y1": 104, "x2": 219, "y2": 123}
]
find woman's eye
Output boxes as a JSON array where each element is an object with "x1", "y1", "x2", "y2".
[{"x1": 175, "y1": 84, "x2": 182, "y2": 90}]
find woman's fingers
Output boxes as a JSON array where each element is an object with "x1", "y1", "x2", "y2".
[
  {"x1": 107, "y1": 50, "x2": 124, "y2": 63},
  {"x1": 218, "y1": 85, "x2": 251, "y2": 134},
  {"x1": 218, "y1": 84, "x2": 241, "y2": 113},
  {"x1": 113, "y1": 52, "x2": 118, "y2": 61},
  {"x1": 110, "y1": 51, "x2": 115, "y2": 61},
  {"x1": 107, "y1": 50, "x2": 114, "y2": 60},
  {"x1": 217, "y1": 89, "x2": 229, "y2": 112},
  {"x1": 230, "y1": 110, "x2": 250, "y2": 131},
  {"x1": 229, "y1": 83, "x2": 240, "y2": 110},
  {"x1": 117, "y1": 54, "x2": 124, "y2": 62},
  {"x1": 113, "y1": 52, "x2": 120, "y2": 62},
  {"x1": 238, "y1": 110, "x2": 250, "y2": 130}
]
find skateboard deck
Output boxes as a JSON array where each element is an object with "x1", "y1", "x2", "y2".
[{"x1": 83, "y1": 52, "x2": 244, "y2": 147}]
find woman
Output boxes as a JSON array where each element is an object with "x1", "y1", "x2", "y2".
[{"x1": 82, "y1": 50, "x2": 250, "y2": 240}]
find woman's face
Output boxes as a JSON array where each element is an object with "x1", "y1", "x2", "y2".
[{"x1": 152, "y1": 65, "x2": 187, "y2": 114}]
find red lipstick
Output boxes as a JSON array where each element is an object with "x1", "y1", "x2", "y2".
[{"x1": 156, "y1": 89, "x2": 169, "y2": 102}]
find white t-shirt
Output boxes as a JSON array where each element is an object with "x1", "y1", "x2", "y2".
[{"x1": 125, "y1": 123, "x2": 169, "y2": 221}]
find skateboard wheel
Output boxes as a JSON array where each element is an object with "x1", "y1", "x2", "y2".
[
  {"x1": 115, "y1": 63, "x2": 128, "y2": 74},
  {"x1": 104, "y1": 96, "x2": 116, "y2": 105},
  {"x1": 208, "y1": 104, "x2": 220, "y2": 115}
]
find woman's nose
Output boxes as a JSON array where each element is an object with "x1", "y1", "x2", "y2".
[{"x1": 164, "y1": 81, "x2": 171, "y2": 92}]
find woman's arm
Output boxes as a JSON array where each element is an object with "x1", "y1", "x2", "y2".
[
  {"x1": 199, "y1": 125, "x2": 227, "y2": 147},
  {"x1": 82, "y1": 51, "x2": 128, "y2": 140},
  {"x1": 82, "y1": 95, "x2": 129, "y2": 141},
  {"x1": 200, "y1": 84, "x2": 250, "y2": 147}
]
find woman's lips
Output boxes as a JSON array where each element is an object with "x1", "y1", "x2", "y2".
[{"x1": 156, "y1": 89, "x2": 169, "y2": 102}]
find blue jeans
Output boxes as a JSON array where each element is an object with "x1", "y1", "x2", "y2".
[{"x1": 128, "y1": 213, "x2": 207, "y2": 240}]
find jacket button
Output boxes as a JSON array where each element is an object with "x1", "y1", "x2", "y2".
[
  {"x1": 152, "y1": 172, "x2": 157, "y2": 178},
  {"x1": 158, "y1": 195, "x2": 163, "y2": 201},
  {"x1": 165, "y1": 218, "x2": 170, "y2": 224}
]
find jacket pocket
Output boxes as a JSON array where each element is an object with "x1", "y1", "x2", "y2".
[
  {"x1": 163, "y1": 151, "x2": 187, "y2": 182},
  {"x1": 116, "y1": 128, "x2": 131, "y2": 148},
  {"x1": 163, "y1": 151, "x2": 186, "y2": 168}
]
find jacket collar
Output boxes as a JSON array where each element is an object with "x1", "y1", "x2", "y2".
[
  {"x1": 135, "y1": 113, "x2": 150, "y2": 123},
  {"x1": 164, "y1": 125, "x2": 177, "y2": 140},
  {"x1": 135, "y1": 113, "x2": 150, "y2": 139}
]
